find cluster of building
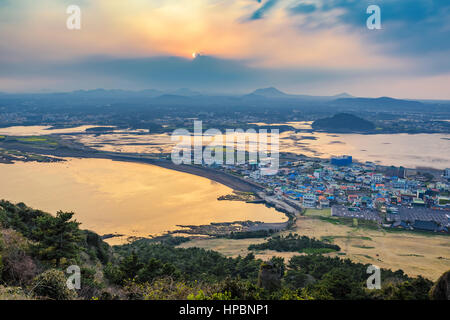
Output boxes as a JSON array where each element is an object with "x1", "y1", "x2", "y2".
[{"x1": 217, "y1": 155, "x2": 450, "y2": 233}]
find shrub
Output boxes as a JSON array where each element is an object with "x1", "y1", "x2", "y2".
[
  {"x1": 0, "y1": 285, "x2": 30, "y2": 300},
  {"x1": 78, "y1": 267, "x2": 104, "y2": 300},
  {"x1": 0, "y1": 229, "x2": 38, "y2": 285},
  {"x1": 248, "y1": 233, "x2": 340, "y2": 253},
  {"x1": 104, "y1": 262, "x2": 125, "y2": 285},
  {"x1": 258, "y1": 261, "x2": 282, "y2": 292},
  {"x1": 30, "y1": 269, "x2": 76, "y2": 300}
]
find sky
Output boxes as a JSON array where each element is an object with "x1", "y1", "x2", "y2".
[{"x1": 0, "y1": 0, "x2": 449, "y2": 99}]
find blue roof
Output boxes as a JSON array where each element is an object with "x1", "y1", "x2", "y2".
[{"x1": 413, "y1": 220, "x2": 438, "y2": 232}]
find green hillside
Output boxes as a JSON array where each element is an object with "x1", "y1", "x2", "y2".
[{"x1": 0, "y1": 200, "x2": 444, "y2": 300}]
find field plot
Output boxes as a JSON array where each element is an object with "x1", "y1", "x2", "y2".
[
  {"x1": 179, "y1": 209, "x2": 450, "y2": 280},
  {"x1": 291, "y1": 210, "x2": 450, "y2": 280}
]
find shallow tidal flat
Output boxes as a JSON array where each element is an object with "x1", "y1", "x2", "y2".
[
  {"x1": 0, "y1": 158, "x2": 286, "y2": 244},
  {"x1": 77, "y1": 131, "x2": 450, "y2": 169},
  {"x1": 2, "y1": 125, "x2": 449, "y2": 170}
]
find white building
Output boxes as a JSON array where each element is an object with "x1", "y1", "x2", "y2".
[
  {"x1": 371, "y1": 173, "x2": 384, "y2": 184},
  {"x1": 444, "y1": 168, "x2": 450, "y2": 179},
  {"x1": 302, "y1": 193, "x2": 316, "y2": 208}
]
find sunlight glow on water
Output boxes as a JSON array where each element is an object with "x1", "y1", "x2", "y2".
[{"x1": 0, "y1": 158, "x2": 286, "y2": 243}]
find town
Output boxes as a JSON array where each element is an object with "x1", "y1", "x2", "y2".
[{"x1": 211, "y1": 154, "x2": 450, "y2": 234}]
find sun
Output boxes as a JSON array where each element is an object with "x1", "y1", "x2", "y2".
[{"x1": 192, "y1": 52, "x2": 203, "y2": 59}]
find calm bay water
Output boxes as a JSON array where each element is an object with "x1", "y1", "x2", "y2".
[
  {"x1": 280, "y1": 132, "x2": 450, "y2": 169},
  {"x1": 0, "y1": 158, "x2": 286, "y2": 244}
]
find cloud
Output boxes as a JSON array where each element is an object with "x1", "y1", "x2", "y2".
[
  {"x1": 246, "y1": 0, "x2": 279, "y2": 20},
  {"x1": 1, "y1": 53, "x2": 448, "y2": 98},
  {"x1": 243, "y1": 1, "x2": 450, "y2": 57},
  {"x1": 288, "y1": 2, "x2": 317, "y2": 15},
  {"x1": 242, "y1": 0, "x2": 450, "y2": 74},
  {"x1": 0, "y1": 54, "x2": 367, "y2": 92},
  {"x1": 0, "y1": 0, "x2": 448, "y2": 97},
  {"x1": 292, "y1": 0, "x2": 450, "y2": 57}
]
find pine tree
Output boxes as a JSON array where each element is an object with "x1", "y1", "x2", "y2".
[{"x1": 33, "y1": 211, "x2": 83, "y2": 266}]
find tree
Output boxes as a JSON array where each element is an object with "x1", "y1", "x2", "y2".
[
  {"x1": 285, "y1": 269, "x2": 308, "y2": 290},
  {"x1": 119, "y1": 252, "x2": 143, "y2": 281},
  {"x1": 313, "y1": 268, "x2": 366, "y2": 299},
  {"x1": 32, "y1": 211, "x2": 83, "y2": 266},
  {"x1": 258, "y1": 260, "x2": 283, "y2": 292},
  {"x1": 137, "y1": 258, "x2": 178, "y2": 283}
]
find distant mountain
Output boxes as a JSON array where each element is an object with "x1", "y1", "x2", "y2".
[
  {"x1": 168, "y1": 88, "x2": 202, "y2": 97},
  {"x1": 332, "y1": 96, "x2": 424, "y2": 109},
  {"x1": 250, "y1": 87, "x2": 290, "y2": 98},
  {"x1": 61, "y1": 88, "x2": 202, "y2": 99},
  {"x1": 139, "y1": 89, "x2": 164, "y2": 97},
  {"x1": 68, "y1": 89, "x2": 163, "y2": 97},
  {"x1": 152, "y1": 94, "x2": 192, "y2": 103},
  {"x1": 332, "y1": 92, "x2": 353, "y2": 99},
  {"x1": 1, "y1": 89, "x2": 442, "y2": 114},
  {"x1": 66, "y1": 88, "x2": 201, "y2": 98},
  {"x1": 247, "y1": 88, "x2": 354, "y2": 101},
  {"x1": 416, "y1": 98, "x2": 450, "y2": 104},
  {"x1": 312, "y1": 113, "x2": 375, "y2": 133}
]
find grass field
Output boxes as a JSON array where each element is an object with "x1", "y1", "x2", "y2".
[
  {"x1": 303, "y1": 208, "x2": 331, "y2": 217},
  {"x1": 178, "y1": 208, "x2": 450, "y2": 280},
  {"x1": 178, "y1": 237, "x2": 305, "y2": 261},
  {"x1": 290, "y1": 210, "x2": 450, "y2": 280},
  {"x1": 17, "y1": 137, "x2": 49, "y2": 142},
  {"x1": 16, "y1": 136, "x2": 58, "y2": 146}
]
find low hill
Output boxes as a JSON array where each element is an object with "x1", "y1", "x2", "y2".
[
  {"x1": 312, "y1": 113, "x2": 376, "y2": 133},
  {"x1": 248, "y1": 88, "x2": 353, "y2": 101},
  {"x1": 251, "y1": 87, "x2": 290, "y2": 98},
  {"x1": 332, "y1": 97, "x2": 425, "y2": 110}
]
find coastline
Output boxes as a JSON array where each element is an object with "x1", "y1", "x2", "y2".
[
  {"x1": 0, "y1": 140, "x2": 264, "y2": 192},
  {"x1": 111, "y1": 156, "x2": 264, "y2": 193}
]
